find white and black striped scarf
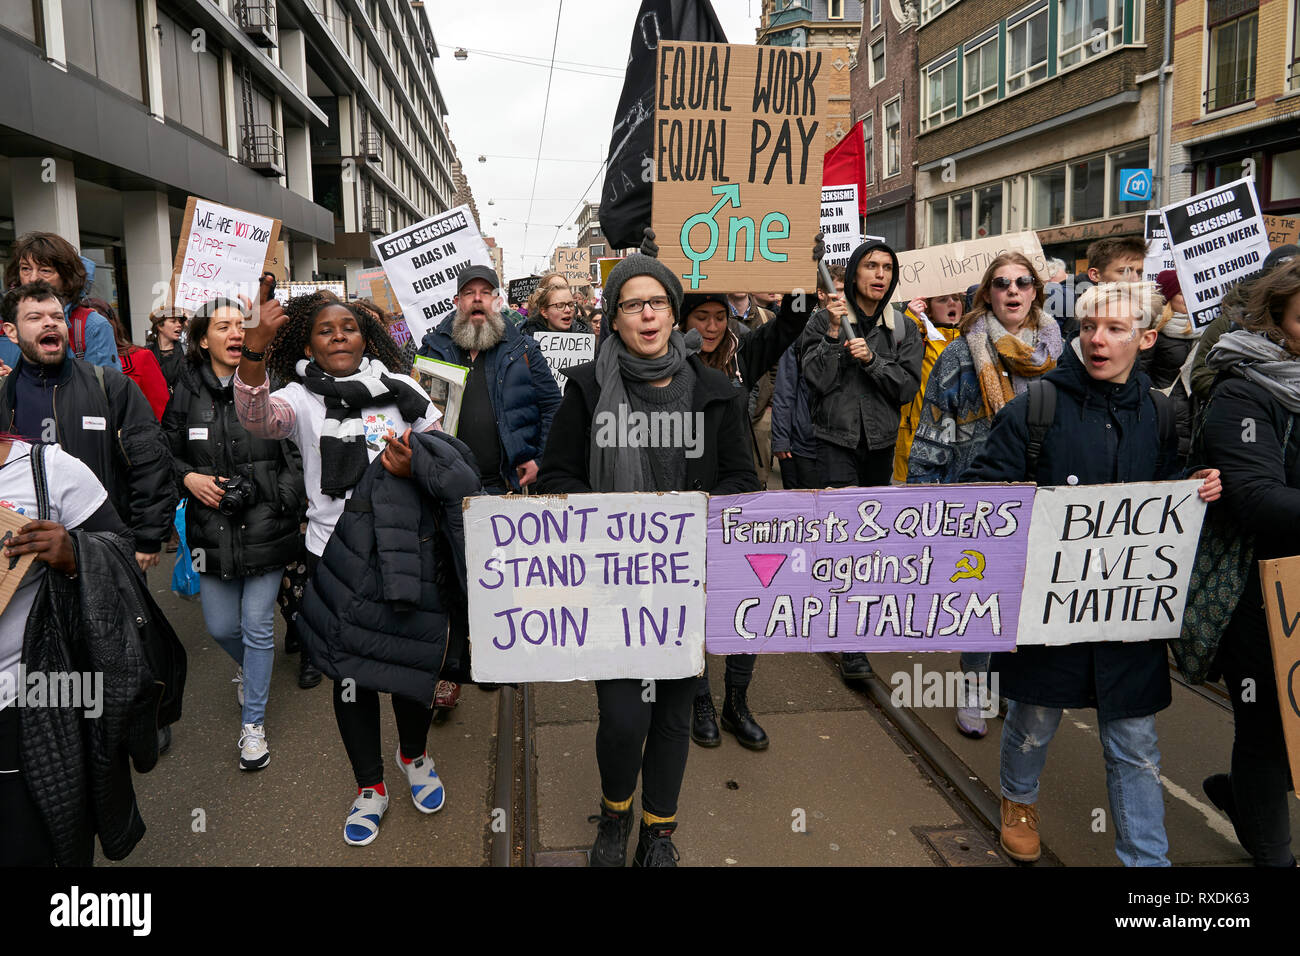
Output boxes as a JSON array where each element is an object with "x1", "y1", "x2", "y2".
[{"x1": 298, "y1": 357, "x2": 428, "y2": 497}]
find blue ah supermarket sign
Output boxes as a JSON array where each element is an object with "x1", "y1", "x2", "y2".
[{"x1": 1119, "y1": 168, "x2": 1153, "y2": 202}]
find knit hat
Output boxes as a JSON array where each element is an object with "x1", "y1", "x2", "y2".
[
  {"x1": 1264, "y1": 244, "x2": 1300, "y2": 271},
  {"x1": 1155, "y1": 269, "x2": 1180, "y2": 304},
  {"x1": 600, "y1": 254, "x2": 684, "y2": 344},
  {"x1": 679, "y1": 293, "x2": 730, "y2": 327}
]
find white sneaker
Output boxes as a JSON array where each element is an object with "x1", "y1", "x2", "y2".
[
  {"x1": 233, "y1": 667, "x2": 245, "y2": 709},
  {"x1": 238, "y1": 723, "x2": 270, "y2": 770},
  {"x1": 344, "y1": 787, "x2": 389, "y2": 846},
  {"x1": 395, "y1": 748, "x2": 446, "y2": 814},
  {"x1": 954, "y1": 674, "x2": 988, "y2": 739}
]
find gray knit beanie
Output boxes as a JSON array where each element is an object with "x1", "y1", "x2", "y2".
[{"x1": 600, "y1": 254, "x2": 684, "y2": 345}]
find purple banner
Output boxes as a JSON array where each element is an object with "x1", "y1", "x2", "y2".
[{"x1": 706, "y1": 486, "x2": 1036, "y2": 654}]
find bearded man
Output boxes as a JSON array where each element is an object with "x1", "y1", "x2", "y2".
[{"x1": 418, "y1": 266, "x2": 562, "y2": 494}]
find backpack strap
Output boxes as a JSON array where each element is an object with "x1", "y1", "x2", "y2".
[
  {"x1": 1024, "y1": 379, "x2": 1056, "y2": 483},
  {"x1": 30, "y1": 442, "x2": 50, "y2": 521},
  {"x1": 69, "y1": 305, "x2": 92, "y2": 360}
]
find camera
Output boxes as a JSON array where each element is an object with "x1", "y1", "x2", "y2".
[{"x1": 218, "y1": 474, "x2": 256, "y2": 516}]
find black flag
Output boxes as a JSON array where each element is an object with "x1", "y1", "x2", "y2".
[{"x1": 598, "y1": 0, "x2": 728, "y2": 251}]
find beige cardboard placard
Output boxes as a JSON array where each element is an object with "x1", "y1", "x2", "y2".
[
  {"x1": 651, "y1": 42, "x2": 850, "y2": 293},
  {"x1": 170, "y1": 196, "x2": 282, "y2": 311},
  {"x1": 0, "y1": 506, "x2": 37, "y2": 618},
  {"x1": 1264, "y1": 215, "x2": 1299, "y2": 249},
  {"x1": 554, "y1": 246, "x2": 590, "y2": 285},
  {"x1": 891, "y1": 232, "x2": 1050, "y2": 303},
  {"x1": 1258, "y1": 556, "x2": 1300, "y2": 796}
]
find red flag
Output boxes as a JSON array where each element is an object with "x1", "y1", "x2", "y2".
[{"x1": 822, "y1": 121, "x2": 867, "y2": 216}]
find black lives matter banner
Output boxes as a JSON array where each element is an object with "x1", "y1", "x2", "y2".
[
  {"x1": 373, "y1": 205, "x2": 493, "y2": 342},
  {"x1": 1161, "y1": 178, "x2": 1272, "y2": 329}
]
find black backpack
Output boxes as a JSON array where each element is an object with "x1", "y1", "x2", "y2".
[{"x1": 1024, "y1": 380, "x2": 1174, "y2": 482}]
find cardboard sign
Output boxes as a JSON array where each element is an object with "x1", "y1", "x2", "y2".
[
  {"x1": 465, "y1": 493, "x2": 708, "y2": 683},
  {"x1": 554, "y1": 247, "x2": 590, "y2": 285},
  {"x1": 1016, "y1": 481, "x2": 1206, "y2": 645},
  {"x1": 1143, "y1": 211, "x2": 1176, "y2": 286},
  {"x1": 372, "y1": 205, "x2": 494, "y2": 344},
  {"x1": 1258, "y1": 556, "x2": 1300, "y2": 795},
  {"x1": 356, "y1": 267, "x2": 401, "y2": 316},
  {"x1": 507, "y1": 276, "x2": 541, "y2": 306},
  {"x1": 170, "y1": 196, "x2": 282, "y2": 312},
  {"x1": 533, "y1": 331, "x2": 595, "y2": 388},
  {"x1": 598, "y1": 257, "x2": 621, "y2": 287},
  {"x1": 651, "y1": 42, "x2": 851, "y2": 292},
  {"x1": 892, "y1": 232, "x2": 1048, "y2": 303},
  {"x1": 820, "y1": 184, "x2": 862, "y2": 268},
  {"x1": 0, "y1": 506, "x2": 38, "y2": 619},
  {"x1": 1264, "y1": 214, "x2": 1299, "y2": 249},
  {"x1": 272, "y1": 281, "x2": 346, "y2": 304},
  {"x1": 705, "y1": 486, "x2": 1034, "y2": 654},
  {"x1": 1161, "y1": 178, "x2": 1272, "y2": 329}
]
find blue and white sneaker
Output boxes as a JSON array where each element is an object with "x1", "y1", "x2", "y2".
[
  {"x1": 395, "y1": 748, "x2": 445, "y2": 814},
  {"x1": 344, "y1": 787, "x2": 389, "y2": 846}
]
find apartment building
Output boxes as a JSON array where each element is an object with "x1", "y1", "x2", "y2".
[{"x1": 757, "y1": 0, "x2": 864, "y2": 49}]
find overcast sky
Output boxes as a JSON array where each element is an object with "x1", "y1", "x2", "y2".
[{"x1": 429, "y1": 0, "x2": 763, "y2": 280}]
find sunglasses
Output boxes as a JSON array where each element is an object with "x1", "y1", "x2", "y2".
[{"x1": 991, "y1": 275, "x2": 1037, "y2": 290}]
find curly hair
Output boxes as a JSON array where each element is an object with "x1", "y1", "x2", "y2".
[{"x1": 266, "y1": 293, "x2": 411, "y2": 385}]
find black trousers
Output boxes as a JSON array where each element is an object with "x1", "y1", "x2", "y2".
[
  {"x1": 696, "y1": 654, "x2": 756, "y2": 696},
  {"x1": 778, "y1": 453, "x2": 820, "y2": 490},
  {"x1": 816, "y1": 440, "x2": 894, "y2": 488},
  {"x1": 595, "y1": 676, "x2": 696, "y2": 817},
  {"x1": 0, "y1": 707, "x2": 57, "y2": 866}
]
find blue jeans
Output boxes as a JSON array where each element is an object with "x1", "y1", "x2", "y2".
[
  {"x1": 199, "y1": 569, "x2": 282, "y2": 726},
  {"x1": 1000, "y1": 700, "x2": 1169, "y2": 867}
]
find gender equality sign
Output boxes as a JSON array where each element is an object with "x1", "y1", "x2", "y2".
[
  {"x1": 890, "y1": 232, "x2": 1048, "y2": 304},
  {"x1": 1259, "y1": 556, "x2": 1300, "y2": 794},
  {"x1": 170, "y1": 197, "x2": 281, "y2": 312},
  {"x1": 705, "y1": 486, "x2": 1034, "y2": 654},
  {"x1": 1143, "y1": 211, "x2": 1175, "y2": 286},
  {"x1": 651, "y1": 42, "x2": 851, "y2": 292},
  {"x1": 465, "y1": 493, "x2": 707, "y2": 683},
  {"x1": 1016, "y1": 481, "x2": 1206, "y2": 645},
  {"x1": 554, "y1": 247, "x2": 590, "y2": 285},
  {"x1": 1160, "y1": 178, "x2": 1272, "y2": 329},
  {"x1": 534, "y1": 331, "x2": 595, "y2": 388},
  {"x1": 373, "y1": 205, "x2": 493, "y2": 344},
  {"x1": 819, "y1": 184, "x2": 862, "y2": 268}
]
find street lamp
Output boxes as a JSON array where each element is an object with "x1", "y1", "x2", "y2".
[{"x1": 454, "y1": 48, "x2": 468, "y2": 60}]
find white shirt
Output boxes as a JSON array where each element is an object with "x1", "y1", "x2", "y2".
[{"x1": 0, "y1": 442, "x2": 107, "y2": 710}]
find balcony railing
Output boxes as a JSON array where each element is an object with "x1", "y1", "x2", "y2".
[
  {"x1": 360, "y1": 129, "x2": 383, "y2": 163},
  {"x1": 233, "y1": 0, "x2": 277, "y2": 48},
  {"x1": 1204, "y1": 75, "x2": 1255, "y2": 113},
  {"x1": 239, "y1": 124, "x2": 284, "y2": 176},
  {"x1": 362, "y1": 205, "x2": 386, "y2": 234}
]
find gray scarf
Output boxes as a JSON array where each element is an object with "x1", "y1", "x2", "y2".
[
  {"x1": 589, "y1": 328, "x2": 700, "y2": 492},
  {"x1": 1207, "y1": 329, "x2": 1300, "y2": 413}
]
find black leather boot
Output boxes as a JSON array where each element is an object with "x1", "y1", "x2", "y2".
[
  {"x1": 298, "y1": 649, "x2": 322, "y2": 689},
  {"x1": 632, "y1": 820, "x2": 680, "y2": 867},
  {"x1": 587, "y1": 801, "x2": 634, "y2": 867},
  {"x1": 690, "y1": 693, "x2": 721, "y2": 747},
  {"x1": 721, "y1": 684, "x2": 769, "y2": 750}
]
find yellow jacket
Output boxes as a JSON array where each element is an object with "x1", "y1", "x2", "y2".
[{"x1": 893, "y1": 307, "x2": 962, "y2": 482}]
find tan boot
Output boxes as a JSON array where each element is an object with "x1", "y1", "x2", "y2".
[{"x1": 1000, "y1": 797, "x2": 1041, "y2": 862}]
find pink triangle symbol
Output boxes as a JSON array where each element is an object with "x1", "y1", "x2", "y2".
[{"x1": 745, "y1": 553, "x2": 787, "y2": 589}]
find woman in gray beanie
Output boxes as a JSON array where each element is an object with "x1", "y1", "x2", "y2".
[{"x1": 537, "y1": 253, "x2": 760, "y2": 867}]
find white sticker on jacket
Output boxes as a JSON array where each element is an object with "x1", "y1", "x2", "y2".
[
  {"x1": 189, "y1": 427, "x2": 208, "y2": 440},
  {"x1": 82, "y1": 416, "x2": 106, "y2": 431}
]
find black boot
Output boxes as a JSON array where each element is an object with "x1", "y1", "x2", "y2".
[
  {"x1": 298, "y1": 649, "x2": 322, "y2": 689},
  {"x1": 690, "y1": 693, "x2": 721, "y2": 747},
  {"x1": 840, "y1": 652, "x2": 872, "y2": 680},
  {"x1": 632, "y1": 820, "x2": 680, "y2": 867},
  {"x1": 721, "y1": 684, "x2": 769, "y2": 751},
  {"x1": 587, "y1": 801, "x2": 634, "y2": 867},
  {"x1": 284, "y1": 620, "x2": 300, "y2": 655}
]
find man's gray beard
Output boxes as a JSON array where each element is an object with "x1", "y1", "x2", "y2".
[{"x1": 450, "y1": 310, "x2": 506, "y2": 351}]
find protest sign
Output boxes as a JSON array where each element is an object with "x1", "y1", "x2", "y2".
[
  {"x1": 705, "y1": 485, "x2": 1034, "y2": 655},
  {"x1": 372, "y1": 205, "x2": 494, "y2": 343},
  {"x1": 465, "y1": 493, "x2": 708, "y2": 683},
  {"x1": 508, "y1": 276, "x2": 541, "y2": 306},
  {"x1": 651, "y1": 41, "x2": 851, "y2": 292},
  {"x1": 1016, "y1": 480, "x2": 1206, "y2": 645},
  {"x1": 598, "y1": 257, "x2": 622, "y2": 287},
  {"x1": 1161, "y1": 178, "x2": 1272, "y2": 329},
  {"x1": 1258, "y1": 556, "x2": 1300, "y2": 794},
  {"x1": 170, "y1": 197, "x2": 281, "y2": 312},
  {"x1": 534, "y1": 331, "x2": 596, "y2": 388},
  {"x1": 820, "y1": 184, "x2": 862, "y2": 268},
  {"x1": 271, "y1": 281, "x2": 346, "y2": 304},
  {"x1": 0, "y1": 506, "x2": 37, "y2": 618},
  {"x1": 1143, "y1": 211, "x2": 1175, "y2": 286},
  {"x1": 1264, "y1": 214, "x2": 1299, "y2": 249},
  {"x1": 412, "y1": 355, "x2": 468, "y2": 435},
  {"x1": 891, "y1": 232, "x2": 1048, "y2": 303},
  {"x1": 357, "y1": 267, "x2": 400, "y2": 316},
  {"x1": 554, "y1": 247, "x2": 590, "y2": 285}
]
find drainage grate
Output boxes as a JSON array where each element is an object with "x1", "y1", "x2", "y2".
[{"x1": 913, "y1": 826, "x2": 1008, "y2": 867}]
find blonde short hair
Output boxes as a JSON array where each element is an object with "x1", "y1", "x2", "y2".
[{"x1": 1075, "y1": 281, "x2": 1168, "y2": 332}]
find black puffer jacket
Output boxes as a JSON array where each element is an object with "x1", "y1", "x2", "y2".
[
  {"x1": 298, "y1": 431, "x2": 481, "y2": 704},
  {"x1": 20, "y1": 532, "x2": 164, "y2": 866},
  {"x1": 161, "y1": 362, "x2": 305, "y2": 579}
]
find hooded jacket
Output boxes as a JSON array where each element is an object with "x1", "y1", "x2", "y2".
[
  {"x1": 797, "y1": 241, "x2": 924, "y2": 451},
  {"x1": 0, "y1": 257, "x2": 120, "y2": 371},
  {"x1": 962, "y1": 344, "x2": 1180, "y2": 720}
]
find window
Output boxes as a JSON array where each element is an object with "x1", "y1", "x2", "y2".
[
  {"x1": 1110, "y1": 143, "x2": 1150, "y2": 215},
  {"x1": 829, "y1": 0, "x2": 844, "y2": 19},
  {"x1": 1007, "y1": 2, "x2": 1049, "y2": 91},
  {"x1": 922, "y1": 52, "x2": 958, "y2": 130},
  {"x1": 0, "y1": 1, "x2": 37, "y2": 41},
  {"x1": 1206, "y1": 0, "x2": 1258, "y2": 111},
  {"x1": 929, "y1": 183, "x2": 1006, "y2": 244},
  {"x1": 921, "y1": 0, "x2": 960, "y2": 25},
  {"x1": 929, "y1": 199, "x2": 949, "y2": 245},
  {"x1": 872, "y1": 0, "x2": 882, "y2": 27},
  {"x1": 1057, "y1": 0, "x2": 1123, "y2": 70},
  {"x1": 62, "y1": 0, "x2": 144, "y2": 100},
  {"x1": 1268, "y1": 149, "x2": 1300, "y2": 202},
  {"x1": 1290, "y1": 0, "x2": 1300, "y2": 90},
  {"x1": 976, "y1": 184, "x2": 1004, "y2": 237},
  {"x1": 884, "y1": 98, "x2": 901, "y2": 177},
  {"x1": 1032, "y1": 165, "x2": 1067, "y2": 228},
  {"x1": 963, "y1": 32, "x2": 999, "y2": 111},
  {"x1": 158, "y1": 10, "x2": 225, "y2": 145},
  {"x1": 952, "y1": 192, "x2": 973, "y2": 240},
  {"x1": 1069, "y1": 155, "x2": 1106, "y2": 222},
  {"x1": 870, "y1": 37, "x2": 886, "y2": 85},
  {"x1": 861, "y1": 113, "x2": 875, "y2": 185}
]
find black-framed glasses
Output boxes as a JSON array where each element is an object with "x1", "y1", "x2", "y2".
[
  {"x1": 547, "y1": 301, "x2": 576, "y2": 312},
  {"x1": 618, "y1": 296, "x2": 671, "y2": 314},
  {"x1": 991, "y1": 275, "x2": 1036, "y2": 290}
]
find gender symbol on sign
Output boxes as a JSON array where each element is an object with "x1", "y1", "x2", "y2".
[{"x1": 679, "y1": 183, "x2": 791, "y2": 289}]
